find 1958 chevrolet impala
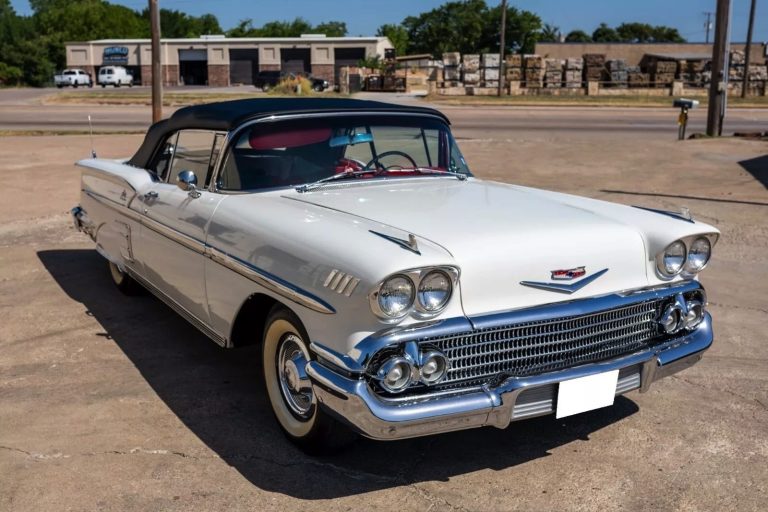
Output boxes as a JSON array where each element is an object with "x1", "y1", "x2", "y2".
[{"x1": 72, "y1": 98, "x2": 718, "y2": 452}]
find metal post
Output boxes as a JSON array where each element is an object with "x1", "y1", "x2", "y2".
[
  {"x1": 741, "y1": 0, "x2": 757, "y2": 98},
  {"x1": 497, "y1": 0, "x2": 507, "y2": 97},
  {"x1": 150, "y1": 0, "x2": 162, "y2": 123},
  {"x1": 706, "y1": 0, "x2": 731, "y2": 136},
  {"x1": 704, "y1": 12, "x2": 713, "y2": 43}
]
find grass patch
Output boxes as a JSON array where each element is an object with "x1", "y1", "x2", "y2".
[{"x1": 426, "y1": 93, "x2": 768, "y2": 108}]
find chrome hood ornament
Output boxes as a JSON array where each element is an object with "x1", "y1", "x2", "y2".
[{"x1": 521, "y1": 268, "x2": 609, "y2": 294}]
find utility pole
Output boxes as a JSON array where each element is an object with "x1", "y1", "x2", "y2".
[
  {"x1": 150, "y1": 0, "x2": 162, "y2": 123},
  {"x1": 497, "y1": 0, "x2": 507, "y2": 97},
  {"x1": 706, "y1": 0, "x2": 731, "y2": 136},
  {"x1": 741, "y1": 0, "x2": 757, "y2": 98},
  {"x1": 704, "y1": 12, "x2": 714, "y2": 43}
]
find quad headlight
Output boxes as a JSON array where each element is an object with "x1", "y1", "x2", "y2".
[
  {"x1": 376, "y1": 275, "x2": 414, "y2": 319},
  {"x1": 684, "y1": 237, "x2": 711, "y2": 273},
  {"x1": 656, "y1": 235, "x2": 716, "y2": 279},
  {"x1": 661, "y1": 241, "x2": 687, "y2": 276},
  {"x1": 371, "y1": 267, "x2": 458, "y2": 320},
  {"x1": 417, "y1": 270, "x2": 452, "y2": 312}
]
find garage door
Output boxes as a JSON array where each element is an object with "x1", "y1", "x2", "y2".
[
  {"x1": 229, "y1": 49, "x2": 258, "y2": 85},
  {"x1": 334, "y1": 47, "x2": 366, "y2": 83},
  {"x1": 281, "y1": 48, "x2": 310, "y2": 75}
]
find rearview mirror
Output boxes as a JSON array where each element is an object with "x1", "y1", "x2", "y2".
[
  {"x1": 329, "y1": 132, "x2": 373, "y2": 148},
  {"x1": 177, "y1": 170, "x2": 200, "y2": 198}
]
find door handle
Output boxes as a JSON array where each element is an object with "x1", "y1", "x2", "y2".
[{"x1": 144, "y1": 191, "x2": 158, "y2": 200}]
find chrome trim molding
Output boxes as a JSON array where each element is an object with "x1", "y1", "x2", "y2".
[
  {"x1": 206, "y1": 246, "x2": 336, "y2": 315},
  {"x1": 76, "y1": 191, "x2": 335, "y2": 315},
  {"x1": 368, "y1": 230, "x2": 421, "y2": 255},
  {"x1": 633, "y1": 205, "x2": 695, "y2": 223},
  {"x1": 306, "y1": 313, "x2": 713, "y2": 440},
  {"x1": 520, "y1": 268, "x2": 609, "y2": 294},
  {"x1": 323, "y1": 269, "x2": 361, "y2": 297},
  {"x1": 126, "y1": 266, "x2": 227, "y2": 347}
]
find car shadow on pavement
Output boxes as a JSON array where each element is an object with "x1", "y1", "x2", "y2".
[
  {"x1": 738, "y1": 154, "x2": 768, "y2": 190},
  {"x1": 38, "y1": 248, "x2": 640, "y2": 500}
]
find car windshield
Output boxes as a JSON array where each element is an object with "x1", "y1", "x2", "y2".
[{"x1": 217, "y1": 116, "x2": 471, "y2": 192}]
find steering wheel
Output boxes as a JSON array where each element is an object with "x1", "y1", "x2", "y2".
[{"x1": 363, "y1": 151, "x2": 418, "y2": 172}]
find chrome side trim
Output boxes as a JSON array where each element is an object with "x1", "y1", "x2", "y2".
[
  {"x1": 306, "y1": 313, "x2": 712, "y2": 440},
  {"x1": 83, "y1": 189, "x2": 141, "y2": 222},
  {"x1": 79, "y1": 166, "x2": 138, "y2": 193},
  {"x1": 520, "y1": 268, "x2": 609, "y2": 294},
  {"x1": 81, "y1": 189, "x2": 334, "y2": 315},
  {"x1": 142, "y1": 214, "x2": 207, "y2": 255},
  {"x1": 206, "y1": 246, "x2": 336, "y2": 315},
  {"x1": 126, "y1": 266, "x2": 227, "y2": 347}
]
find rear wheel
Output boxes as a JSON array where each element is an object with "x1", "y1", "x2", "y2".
[
  {"x1": 73, "y1": 82, "x2": 79, "y2": 88},
  {"x1": 108, "y1": 261, "x2": 143, "y2": 295},
  {"x1": 262, "y1": 305, "x2": 356, "y2": 454}
]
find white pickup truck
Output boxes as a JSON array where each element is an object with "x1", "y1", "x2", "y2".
[{"x1": 54, "y1": 69, "x2": 93, "y2": 88}]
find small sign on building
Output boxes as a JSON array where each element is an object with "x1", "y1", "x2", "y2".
[{"x1": 103, "y1": 46, "x2": 129, "y2": 64}]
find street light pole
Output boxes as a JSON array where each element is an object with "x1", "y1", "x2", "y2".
[
  {"x1": 150, "y1": 0, "x2": 162, "y2": 123},
  {"x1": 706, "y1": 0, "x2": 731, "y2": 136},
  {"x1": 741, "y1": 0, "x2": 757, "y2": 99},
  {"x1": 497, "y1": 0, "x2": 507, "y2": 97}
]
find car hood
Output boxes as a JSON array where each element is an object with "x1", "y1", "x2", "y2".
[{"x1": 286, "y1": 178, "x2": 654, "y2": 316}]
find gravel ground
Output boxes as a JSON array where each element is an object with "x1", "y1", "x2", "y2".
[{"x1": 1, "y1": 116, "x2": 766, "y2": 511}]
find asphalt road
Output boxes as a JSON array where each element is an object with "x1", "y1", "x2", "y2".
[{"x1": 0, "y1": 88, "x2": 766, "y2": 136}]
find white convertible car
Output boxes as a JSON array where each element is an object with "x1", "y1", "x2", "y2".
[{"x1": 73, "y1": 98, "x2": 718, "y2": 452}]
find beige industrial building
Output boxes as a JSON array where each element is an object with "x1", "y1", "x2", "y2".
[
  {"x1": 65, "y1": 35, "x2": 393, "y2": 87},
  {"x1": 534, "y1": 42, "x2": 768, "y2": 67}
]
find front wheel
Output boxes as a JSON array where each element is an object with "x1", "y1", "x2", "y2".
[
  {"x1": 108, "y1": 261, "x2": 143, "y2": 295},
  {"x1": 262, "y1": 306, "x2": 356, "y2": 454}
]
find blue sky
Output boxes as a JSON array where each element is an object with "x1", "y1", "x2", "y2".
[{"x1": 9, "y1": 0, "x2": 768, "y2": 42}]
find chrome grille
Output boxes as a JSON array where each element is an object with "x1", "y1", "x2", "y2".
[{"x1": 419, "y1": 299, "x2": 664, "y2": 389}]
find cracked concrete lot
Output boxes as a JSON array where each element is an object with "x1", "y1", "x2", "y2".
[{"x1": 1, "y1": 107, "x2": 767, "y2": 511}]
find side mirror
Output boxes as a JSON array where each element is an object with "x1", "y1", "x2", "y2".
[{"x1": 176, "y1": 170, "x2": 200, "y2": 197}]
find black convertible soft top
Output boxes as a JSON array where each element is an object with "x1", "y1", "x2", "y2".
[{"x1": 127, "y1": 98, "x2": 450, "y2": 169}]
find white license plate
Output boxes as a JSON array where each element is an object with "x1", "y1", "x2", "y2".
[{"x1": 556, "y1": 370, "x2": 619, "y2": 419}]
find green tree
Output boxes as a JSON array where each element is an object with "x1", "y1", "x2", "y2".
[
  {"x1": 649, "y1": 25, "x2": 685, "y2": 42},
  {"x1": 591, "y1": 22, "x2": 619, "y2": 42},
  {"x1": 402, "y1": 0, "x2": 489, "y2": 55},
  {"x1": 377, "y1": 23, "x2": 408, "y2": 56},
  {"x1": 564, "y1": 29, "x2": 592, "y2": 43},
  {"x1": 402, "y1": 0, "x2": 541, "y2": 56},
  {"x1": 488, "y1": 4, "x2": 542, "y2": 54},
  {"x1": 313, "y1": 21, "x2": 347, "y2": 37},
  {"x1": 539, "y1": 23, "x2": 560, "y2": 42}
]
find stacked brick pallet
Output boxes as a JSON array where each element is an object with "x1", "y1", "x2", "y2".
[
  {"x1": 564, "y1": 58, "x2": 583, "y2": 88},
  {"x1": 504, "y1": 54, "x2": 522, "y2": 82},
  {"x1": 462, "y1": 54, "x2": 480, "y2": 86},
  {"x1": 606, "y1": 59, "x2": 628, "y2": 87},
  {"x1": 442, "y1": 52, "x2": 461, "y2": 87},
  {"x1": 481, "y1": 53, "x2": 500, "y2": 88},
  {"x1": 524, "y1": 54, "x2": 544, "y2": 88},
  {"x1": 679, "y1": 60, "x2": 706, "y2": 86},
  {"x1": 583, "y1": 53, "x2": 606, "y2": 83},
  {"x1": 544, "y1": 59, "x2": 563, "y2": 88},
  {"x1": 650, "y1": 60, "x2": 676, "y2": 87},
  {"x1": 627, "y1": 66, "x2": 650, "y2": 88}
]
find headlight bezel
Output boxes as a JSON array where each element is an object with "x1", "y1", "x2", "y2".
[
  {"x1": 655, "y1": 233, "x2": 718, "y2": 280},
  {"x1": 369, "y1": 266, "x2": 459, "y2": 322}
]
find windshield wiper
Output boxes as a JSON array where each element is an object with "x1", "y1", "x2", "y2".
[{"x1": 295, "y1": 167, "x2": 468, "y2": 194}]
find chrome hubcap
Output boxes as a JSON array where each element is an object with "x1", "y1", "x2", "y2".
[{"x1": 277, "y1": 334, "x2": 313, "y2": 418}]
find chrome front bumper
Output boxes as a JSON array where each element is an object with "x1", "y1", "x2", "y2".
[{"x1": 306, "y1": 313, "x2": 713, "y2": 441}]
